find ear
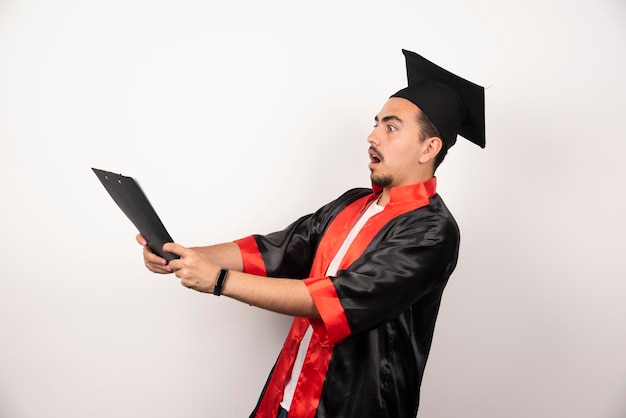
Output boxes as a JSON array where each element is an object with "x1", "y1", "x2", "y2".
[{"x1": 418, "y1": 137, "x2": 443, "y2": 164}]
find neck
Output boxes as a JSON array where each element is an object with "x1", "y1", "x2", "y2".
[
  {"x1": 377, "y1": 189, "x2": 391, "y2": 206},
  {"x1": 376, "y1": 175, "x2": 435, "y2": 207}
]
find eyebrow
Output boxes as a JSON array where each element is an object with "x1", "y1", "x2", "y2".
[{"x1": 374, "y1": 115, "x2": 404, "y2": 125}]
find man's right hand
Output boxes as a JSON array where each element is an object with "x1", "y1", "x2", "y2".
[{"x1": 136, "y1": 234, "x2": 173, "y2": 274}]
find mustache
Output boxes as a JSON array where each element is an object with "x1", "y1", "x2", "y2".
[{"x1": 369, "y1": 145, "x2": 383, "y2": 161}]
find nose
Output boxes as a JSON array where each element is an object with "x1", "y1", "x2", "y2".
[{"x1": 367, "y1": 128, "x2": 380, "y2": 145}]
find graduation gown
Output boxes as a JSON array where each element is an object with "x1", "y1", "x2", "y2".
[{"x1": 235, "y1": 178, "x2": 460, "y2": 418}]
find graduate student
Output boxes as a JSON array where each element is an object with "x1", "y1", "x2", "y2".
[{"x1": 138, "y1": 49, "x2": 486, "y2": 418}]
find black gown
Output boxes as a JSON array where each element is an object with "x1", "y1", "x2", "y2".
[{"x1": 236, "y1": 178, "x2": 460, "y2": 418}]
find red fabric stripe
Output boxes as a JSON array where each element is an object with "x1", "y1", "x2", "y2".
[
  {"x1": 304, "y1": 277, "x2": 350, "y2": 344},
  {"x1": 307, "y1": 194, "x2": 375, "y2": 281},
  {"x1": 288, "y1": 331, "x2": 334, "y2": 418},
  {"x1": 254, "y1": 318, "x2": 310, "y2": 417},
  {"x1": 302, "y1": 193, "x2": 375, "y2": 343},
  {"x1": 234, "y1": 236, "x2": 267, "y2": 276},
  {"x1": 285, "y1": 195, "x2": 374, "y2": 417}
]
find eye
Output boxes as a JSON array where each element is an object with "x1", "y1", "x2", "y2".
[{"x1": 388, "y1": 125, "x2": 397, "y2": 132}]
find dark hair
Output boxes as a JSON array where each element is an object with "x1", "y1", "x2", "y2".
[{"x1": 417, "y1": 111, "x2": 447, "y2": 170}]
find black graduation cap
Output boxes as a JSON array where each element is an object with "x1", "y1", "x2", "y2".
[{"x1": 391, "y1": 49, "x2": 485, "y2": 150}]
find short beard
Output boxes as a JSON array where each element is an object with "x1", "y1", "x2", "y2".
[{"x1": 370, "y1": 173, "x2": 393, "y2": 188}]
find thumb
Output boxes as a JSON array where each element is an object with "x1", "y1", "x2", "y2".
[
  {"x1": 162, "y1": 242, "x2": 187, "y2": 256},
  {"x1": 136, "y1": 234, "x2": 147, "y2": 246}
]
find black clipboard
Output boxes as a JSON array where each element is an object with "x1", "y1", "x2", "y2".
[{"x1": 92, "y1": 168, "x2": 179, "y2": 262}]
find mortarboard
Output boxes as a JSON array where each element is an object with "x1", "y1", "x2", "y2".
[{"x1": 391, "y1": 49, "x2": 485, "y2": 150}]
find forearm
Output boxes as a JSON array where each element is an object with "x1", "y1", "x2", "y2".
[
  {"x1": 220, "y1": 271, "x2": 321, "y2": 319},
  {"x1": 163, "y1": 241, "x2": 320, "y2": 319},
  {"x1": 191, "y1": 242, "x2": 244, "y2": 272}
]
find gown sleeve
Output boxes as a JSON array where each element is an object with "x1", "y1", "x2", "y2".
[{"x1": 235, "y1": 188, "x2": 372, "y2": 279}]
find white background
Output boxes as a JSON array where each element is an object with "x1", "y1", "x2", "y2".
[{"x1": 1, "y1": 1, "x2": 625, "y2": 417}]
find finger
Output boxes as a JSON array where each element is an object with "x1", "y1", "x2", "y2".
[
  {"x1": 145, "y1": 260, "x2": 173, "y2": 274},
  {"x1": 143, "y1": 244, "x2": 167, "y2": 264},
  {"x1": 167, "y1": 258, "x2": 181, "y2": 272},
  {"x1": 145, "y1": 257, "x2": 172, "y2": 273},
  {"x1": 162, "y1": 242, "x2": 187, "y2": 257},
  {"x1": 136, "y1": 234, "x2": 147, "y2": 246}
]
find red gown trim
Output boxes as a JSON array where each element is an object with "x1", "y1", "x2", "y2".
[{"x1": 235, "y1": 236, "x2": 267, "y2": 276}]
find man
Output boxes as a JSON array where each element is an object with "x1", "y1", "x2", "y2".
[{"x1": 138, "y1": 49, "x2": 485, "y2": 418}]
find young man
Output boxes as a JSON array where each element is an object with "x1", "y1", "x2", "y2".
[{"x1": 138, "y1": 49, "x2": 485, "y2": 418}]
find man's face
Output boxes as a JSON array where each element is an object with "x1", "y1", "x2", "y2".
[{"x1": 367, "y1": 97, "x2": 431, "y2": 188}]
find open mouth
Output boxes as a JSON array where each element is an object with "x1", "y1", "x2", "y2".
[{"x1": 369, "y1": 147, "x2": 382, "y2": 164}]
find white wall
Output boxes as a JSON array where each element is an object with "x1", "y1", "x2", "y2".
[{"x1": 1, "y1": 1, "x2": 625, "y2": 417}]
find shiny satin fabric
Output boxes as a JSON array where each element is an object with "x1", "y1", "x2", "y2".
[{"x1": 240, "y1": 179, "x2": 459, "y2": 418}]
